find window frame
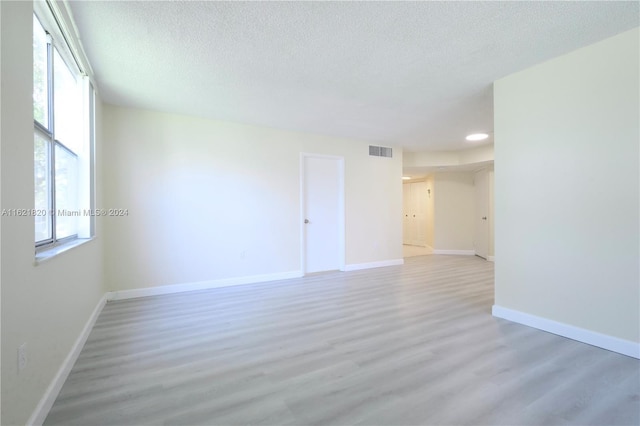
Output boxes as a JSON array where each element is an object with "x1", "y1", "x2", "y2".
[{"x1": 33, "y1": 10, "x2": 95, "y2": 253}]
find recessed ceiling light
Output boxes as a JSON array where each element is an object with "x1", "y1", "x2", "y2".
[
  {"x1": 466, "y1": 133, "x2": 489, "y2": 141},
  {"x1": 402, "y1": 176, "x2": 411, "y2": 180}
]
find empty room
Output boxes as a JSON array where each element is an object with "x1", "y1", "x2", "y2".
[{"x1": 1, "y1": 1, "x2": 639, "y2": 425}]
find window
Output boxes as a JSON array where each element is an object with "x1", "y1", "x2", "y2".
[{"x1": 33, "y1": 12, "x2": 94, "y2": 251}]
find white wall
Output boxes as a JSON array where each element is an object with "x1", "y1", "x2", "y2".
[
  {"x1": 404, "y1": 151, "x2": 459, "y2": 168},
  {"x1": 103, "y1": 105, "x2": 403, "y2": 292},
  {"x1": 459, "y1": 145, "x2": 494, "y2": 165},
  {"x1": 404, "y1": 144, "x2": 493, "y2": 169},
  {"x1": 432, "y1": 172, "x2": 475, "y2": 252},
  {"x1": 494, "y1": 28, "x2": 639, "y2": 344},
  {"x1": 0, "y1": 2, "x2": 105, "y2": 425}
]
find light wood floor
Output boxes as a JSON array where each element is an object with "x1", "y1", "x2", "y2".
[{"x1": 45, "y1": 255, "x2": 639, "y2": 426}]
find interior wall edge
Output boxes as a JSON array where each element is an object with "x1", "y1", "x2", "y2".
[{"x1": 492, "y1": 305, "x2": 640, "y2": 359}]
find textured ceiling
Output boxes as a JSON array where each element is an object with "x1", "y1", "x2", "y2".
[{"x1": 68, "y1": 1, "x2": 639, "y2": 152}]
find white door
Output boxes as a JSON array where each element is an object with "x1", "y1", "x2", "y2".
[
  {"x1": 474, "y1": 170, "x2": 489, "y2": 259},
  {"x1": 303, "y1": 155, "x2": 343, "y2": 273},
  {"x1": 403, "y1": 183, "x2": 412, "y2": 244},
  {"x1": 403, "y1": 182, "x2": 427, "y2": 247},
  {"x1": 413, "y1": 181, "x2": 427, "y2": 246}
]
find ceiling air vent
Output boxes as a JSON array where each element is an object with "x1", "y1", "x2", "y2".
[{"x1": 369, "y1": 145, "x2": 393, "y2": 158}]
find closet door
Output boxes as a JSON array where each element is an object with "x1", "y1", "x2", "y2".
[
  {"x1": 403, "y1": 182, "x2": 427, "y2": 246},
  {"x1": 403, "y1": 183, "x2": 412, "y2": 244},
  {"x1": 413, "y1": 181, "x2": 427, "y2": 246},
  {"x1": 474, "y1": 170, "x2": 489, "y2": 259}
]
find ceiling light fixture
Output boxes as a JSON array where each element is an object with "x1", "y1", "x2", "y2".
[{"x1": 465, "y1": 133, "x2": 489, "y2": 141}]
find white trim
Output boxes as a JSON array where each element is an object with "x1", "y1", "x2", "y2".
[
  {"x1": 59, "y1": 0, "x2": 95, "y2": 78},
  {"x1": 299, "y1": 153, "x2": 346, "y2": 275},
  {"x1": 487, "y1": 255, "x2": 495, "y2": 262},
  {"x1": 342, "y1": 258, "x2": 404, "y2": 272},
  {"x1": 106, "y1": 271, "x2": 303, "y2": 301},
  {"x1": 27, "y1": 294, "x2": 107, "y2": 426},
  {"x1": 432, "y1": 249, "x2": 475, "y2": 256},
  {"x1": 34, "y1": 237, "x2": 94, "y2": 265},
  {"x1": 492, "y1": 305, "x2": 640, "y2": 359},
  {"x1": 34, "y1": 0, "x2": 94, "y2": 81}
]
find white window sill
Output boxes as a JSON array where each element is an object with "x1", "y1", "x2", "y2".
[{"x1": 35, "y1": 238, "x2": 94, "y2": 265}]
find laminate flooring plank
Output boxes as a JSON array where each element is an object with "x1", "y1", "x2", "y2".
[{"x1": 44, "y1": 255, "x2": 640, "y2": 426}]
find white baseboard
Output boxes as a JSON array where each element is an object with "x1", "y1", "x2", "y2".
[
  {"x1": 492, "y1": 305, "x2": 640, "y2": 359},
  {"x1": 28, "y1": 294, "x2": 107, "y2": 426},
  {"x1": 342, "y1": 258, "x2": 404, "y2": 272},
  {"x1": 432, "y1": 249, "x2": 475, "y2": 256},
  {"x1": 402, "y1": 244, "x2": 432, "y2": 249},
  {"x1": 106, "y1": 270, "x2": 303, "y2": 301}
]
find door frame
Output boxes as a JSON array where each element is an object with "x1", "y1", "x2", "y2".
[{"x1": 299, "y1": 153, "x2": 346, "y2": 274}]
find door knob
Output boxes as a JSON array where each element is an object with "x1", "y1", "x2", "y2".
[
  {"x1": 482, "y1": 216, "x2": 487, "y2": 220},
  {"x1": 304, "y1": 219, "x2": 310, "y2": 224}
]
